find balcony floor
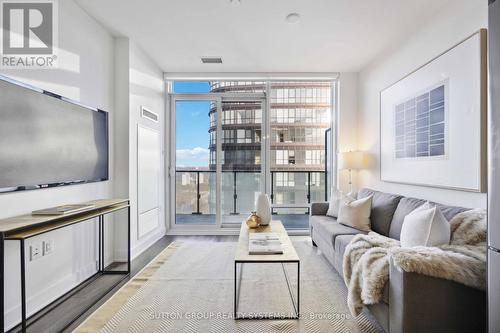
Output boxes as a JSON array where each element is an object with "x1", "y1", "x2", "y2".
[{"x1": 175, "y1": 214, "x2": 309, "y2": 229}]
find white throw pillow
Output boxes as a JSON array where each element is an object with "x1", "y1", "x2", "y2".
[
  {"x1": 326, "y1": 190, "x2": 354, "y2": 218},
  {"x1": 400, "y1": 202, "x2": 450, "y2": 248},
  {"x1": 346, "y1": 190, "x2": 358, "y2": 200},
  {"x1": 337, "y1": 195, "x2": 373, "y2": 232}
]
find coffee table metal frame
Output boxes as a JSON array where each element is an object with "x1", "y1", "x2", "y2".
[{"x1": 234, "y1": 259, "x2": 300, "y2": 320}]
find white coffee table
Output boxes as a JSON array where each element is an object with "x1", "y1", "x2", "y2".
[{"x1": 234, "y1": 220, "x2": 300, "y2": 319}]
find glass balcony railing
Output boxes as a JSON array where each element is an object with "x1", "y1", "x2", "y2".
[{"x1": 175, "y1": 170, "x2": 326, "y2": 229}]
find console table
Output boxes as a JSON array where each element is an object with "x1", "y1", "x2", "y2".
[{"x1": 0, "y1": 199, "x2": 130, "y2": 333}]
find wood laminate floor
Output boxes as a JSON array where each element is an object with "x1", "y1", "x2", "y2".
[{"x1": 9, "y1": 235, "x2": 238, "y2": 333}]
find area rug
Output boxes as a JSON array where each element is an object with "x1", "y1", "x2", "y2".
[{"x1": 75, "y1": 239, "x2": 383, "y2": 333}]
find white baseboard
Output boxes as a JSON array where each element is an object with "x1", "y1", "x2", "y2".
[
  {"x1": 138, "y1": 208, "x2": 160, "y2": 239},
  {"x1": 166, "y1": 228, "x2": 240, "y2": 236},
  {"x1": 166, "y1": 228, "x2": 309, "y2": 236},
  {"x1": 132, "y1": 227, "x2": 166, "y2": 259},
  {"x1": 114, "y1": 226, "x2": 166, "y2": 261}
]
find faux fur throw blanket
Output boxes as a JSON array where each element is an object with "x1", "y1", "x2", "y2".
[{"x1": 342, "y1": 209, "x2": 487, "y2": 316}]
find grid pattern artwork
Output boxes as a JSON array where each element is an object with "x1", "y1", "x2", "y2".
[{"x1": 394, "y1": 84, "x2": 446, "y2": 159}]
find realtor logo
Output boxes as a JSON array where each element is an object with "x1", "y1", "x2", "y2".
[{"x1": 0, "y1": 0, "x2": 58, "y2": 68}]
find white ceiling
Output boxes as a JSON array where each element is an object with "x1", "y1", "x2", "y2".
[{"x1": 75, "y1": 0, "x2": 454, "y2": 73}]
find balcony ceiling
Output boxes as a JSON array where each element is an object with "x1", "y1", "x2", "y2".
[{"x1": 76, "y1": 0, "x2": 464, "y2": 73}]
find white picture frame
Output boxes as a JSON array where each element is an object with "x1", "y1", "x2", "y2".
[{"x1": 380, "y1": 29, "x2": 487, "y2": 192}]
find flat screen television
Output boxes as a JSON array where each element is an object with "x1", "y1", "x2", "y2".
[{"x1": 0, "y1": 75, "x2": 109, "y2": 193}]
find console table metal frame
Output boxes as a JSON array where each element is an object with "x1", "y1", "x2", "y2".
[{"x1": 0, "y1": 199, "x2": 130, "y2": 333}]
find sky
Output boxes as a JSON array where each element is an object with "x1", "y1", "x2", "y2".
[{"x1": 174, "y1": 81, "x2": 212, "y2": 168}]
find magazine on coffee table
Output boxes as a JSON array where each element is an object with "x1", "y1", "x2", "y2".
[{"x1": 248, "y1": 233, "x2": 283, "y2": 255}]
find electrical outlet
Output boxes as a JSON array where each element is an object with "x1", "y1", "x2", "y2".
[
  {"x1": 42, "y1": 240, "x2": 54, "y2": 256},
  {"x1": 29, "y1": 242, "x2": 42, "y2": 261}
]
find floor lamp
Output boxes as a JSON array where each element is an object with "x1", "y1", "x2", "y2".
[{"x1": 338, "y1": 151, "x2": 367, "y2": 194}]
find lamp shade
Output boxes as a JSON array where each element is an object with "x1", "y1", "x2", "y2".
[{"x1": 338, "y1": 151, "x2": 367, "y2": 170}]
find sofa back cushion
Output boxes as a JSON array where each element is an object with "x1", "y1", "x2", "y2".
[
  {"x1": 389, "y1": 196, "x2": 469, "y2": 240},
  {"x1": 358, "y1": 188, "x2": 402, "y2": 236}
]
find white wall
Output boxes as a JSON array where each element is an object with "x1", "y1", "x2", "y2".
[
  {"x1": 113, "y1": 38, "x2": 131, "y2": 261},
  {"x1": 114, "y1": 39, "x2": 166, "y2": 260},
  {"x1": 128, "y1": 41, "x2": 166, "y2": 257},
  {"x1": 337, "y1": 72, "x2": 359, "y2": 193},
  {"x1": 357, "y1": 0, "x2": 488, "y2": 208},
  {"x1": 0, "y1": 10, "x2": 166, "y2": 329},
  {"x1": 0, "y1": 0, "x2": 115, "y2": 330}
]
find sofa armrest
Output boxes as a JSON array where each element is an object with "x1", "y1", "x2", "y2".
[
  {"x1": 310, "y1": 202, "x2": 329, "y2": 216},
  {"x1": 388, "y1": 257, "x2": 486, "y2": 333}
]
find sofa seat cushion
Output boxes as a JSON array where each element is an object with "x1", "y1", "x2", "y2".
[
  {"x1": 333, "y1": 234, "x2": 356, "y2": 276},
  {"x1": 389, "y1": 197, "x2": 469, "y2": 240},
  {"x1": 334, "y1": 234, "x2": 356, "y2": 258},
  {"x1": 358, "y1": 188, "x2": 402, "y2": 237},
  {"x1": 310, "y1": 215, "x2": 365, "y2": 248}
]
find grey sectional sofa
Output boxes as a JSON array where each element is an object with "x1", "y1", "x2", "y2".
[{"x1": 310, "y1": 188, "x2": 486, "y2": 333}]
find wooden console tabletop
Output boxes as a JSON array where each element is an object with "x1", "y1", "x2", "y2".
[{"x1": 0, "y1": 199, "x2": 129, "y2": 239}]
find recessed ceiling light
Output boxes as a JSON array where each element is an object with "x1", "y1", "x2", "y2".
[
  {"x1": 285, "y1": 13, "x2": 300, "y2": 24},
  {"x1": 230, "y1": 0, "x2": 241, "y2": 6}
]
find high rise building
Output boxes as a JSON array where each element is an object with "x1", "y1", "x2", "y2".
[
  {"x1": 208, "y1": 81, "x2": 331, "y2": 208},
  {"x1": 208, "y1": 81, "x2": 331, "y2": 171}
]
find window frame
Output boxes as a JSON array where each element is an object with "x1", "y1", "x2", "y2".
[{"x1": 165, "y1": 74, "x2": 338, "y2": 235}]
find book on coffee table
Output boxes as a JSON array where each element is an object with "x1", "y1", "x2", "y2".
[{"x1": 248, "y1": 233, "x2": 283, "y2": 255}]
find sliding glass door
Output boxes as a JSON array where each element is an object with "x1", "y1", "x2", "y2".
[
  {"x1": 169, "y1": 79, "x2": 335, "y2": 231},
  {"x1": 171, "y1": 93, "x2": 265, "y2": 229}
]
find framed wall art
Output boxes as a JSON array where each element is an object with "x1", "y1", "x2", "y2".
[{"x1": 380, "y1": 29, "x2": 487, "y2": 192}]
